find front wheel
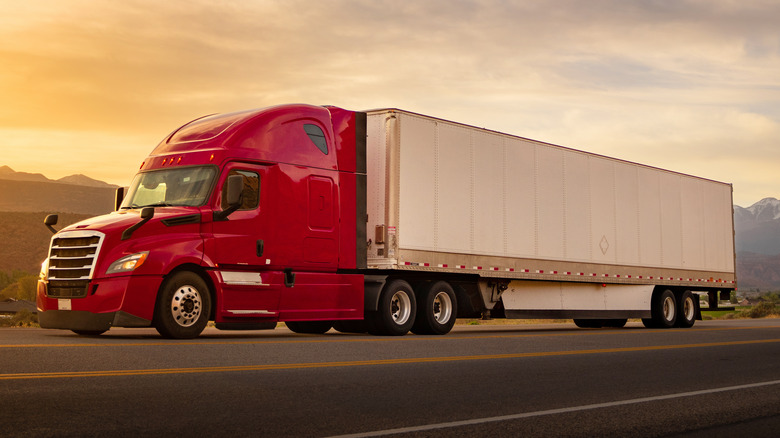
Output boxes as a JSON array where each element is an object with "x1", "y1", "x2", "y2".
[{"x1": 153, "y1": 271, "x2": 211, "y2": 339}]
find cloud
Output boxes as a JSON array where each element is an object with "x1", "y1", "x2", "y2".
[{"x1": 0, "y1": 0, "x2": 778, "y2": 205}]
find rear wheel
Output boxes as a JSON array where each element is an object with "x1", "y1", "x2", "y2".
[
  {"x1": 153, "y1": 271, "x2": 211, "y2": 339},
  {"x1": 675, "y1": 290, "x2": 696, "y2": 328},
  {"x1": 368, "y1": 279, "x2": 416, "y2": 336},
  {"x1": 411, "y1": 281, "x2": 457, "y2": 335},
  {"x1": 286, "y1": 321, "x2": 333, "y2": 334}
]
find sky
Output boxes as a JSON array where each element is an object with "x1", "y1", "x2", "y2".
[{"x1": 1, "y1": 0, "x2": 779, "y2": 207}]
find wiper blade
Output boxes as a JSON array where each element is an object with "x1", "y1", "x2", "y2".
[{"x1": 121, "y1": 202, "x2": 174, "y2": 209}]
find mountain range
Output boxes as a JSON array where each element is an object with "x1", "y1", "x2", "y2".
[
  {"x1": 1, "y1": 165, "x2": 780, "y2": 291},
  {"x1": 734, "y1": 197, "x2": 780, "y2": 255},
  {"x1": 0, "y1": 166, "x2": 117, "y2": 215},
  {"x1": 0, "y1": 165, "x2": 117, "y2": 188}
]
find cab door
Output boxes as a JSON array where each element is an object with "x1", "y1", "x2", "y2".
[{"x1": 208, "y1": 163, "x2": 281, "y2": 317}]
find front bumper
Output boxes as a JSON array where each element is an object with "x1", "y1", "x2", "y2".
[
  {"x1": 37, "y1": 274, "x2": 162, "y2": 331},
  {"x1": 37, "y1": 310, "x2": 151, "y2": 331}
]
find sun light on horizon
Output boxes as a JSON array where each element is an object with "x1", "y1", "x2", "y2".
[{"x1": 1, "y1": 0, "x2": 779, "y2": 207}]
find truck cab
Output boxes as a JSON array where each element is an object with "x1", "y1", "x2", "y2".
[{"x1": 37, "y1": 104, "x2": 367, "y2": 338}]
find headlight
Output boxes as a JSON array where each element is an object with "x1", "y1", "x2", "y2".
[{"x1": 106, "y1": 252, "x2": 149, "y2": 274}]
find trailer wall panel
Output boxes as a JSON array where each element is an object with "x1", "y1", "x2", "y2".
[{"x1": 365, "y1": 109, "x2": 735, "y2": 287}]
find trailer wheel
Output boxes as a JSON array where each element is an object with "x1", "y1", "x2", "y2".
[
  {"x1": 675, "y1": 290, "x2": 696, "y2": 328},
  {"x1": 368, "y1": 279, "x2": 416, "y2": 336},
  {"x1": 411, "y1": 281, "x2": 457, "y2": 335},
  {"x1": 644, "y1": 289, "x2": 677, "y2": 329},
  {"x1": 286, "y1": 321, "x2": 333, "y2": 334},
  {"x1": 153, "y1": 271, "x2": 211, "y2": 339}
]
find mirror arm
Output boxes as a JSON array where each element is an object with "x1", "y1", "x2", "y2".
[
  {"x1": 122, "y1": 207, "x2": 154, "y2": 240},
  {"x1": 214, "y1": 204, "x2": 239, "y2": 222}
]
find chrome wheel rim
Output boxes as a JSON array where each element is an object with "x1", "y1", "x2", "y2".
[
  {"x1": 171, "y1": 285, "x2": 202, "y2": 327},
  {"x1": 662, "y1": 295, "x2": 676, "y2": 322},
  {"x1": 683, "y1": 296, "x2": 695, "y2": 321},
  {"x1": 390, "y1": 291, "x2": 411, "y2": 325},
  {"x1": 432, "y1": 291, "x2": 453, "y2": 324}
]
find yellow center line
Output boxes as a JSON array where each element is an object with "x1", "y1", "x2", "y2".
[
  {"x1": 2, "y1": 324, "x2": 779, "y2": 349},
  {"x1": 2, "y1": 338, "x2": 778, "y2": 381}
]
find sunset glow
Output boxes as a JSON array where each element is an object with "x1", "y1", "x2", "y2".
[{"x1": 2, "y1": 0, "x2": 779, "y2": 206}]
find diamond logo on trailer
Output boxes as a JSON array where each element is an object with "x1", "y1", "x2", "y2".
[{"x1": 600, "y1": 235, "x2": 610, "y2": 255}]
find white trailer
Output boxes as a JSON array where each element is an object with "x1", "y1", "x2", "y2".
[{"x1": 361, "y1": 108, "x2": 735, "y2": 332}]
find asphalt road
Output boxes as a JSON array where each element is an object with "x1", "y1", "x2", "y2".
[{"x1": 1, "y1": 319, "x2": 779, "y2": 437}]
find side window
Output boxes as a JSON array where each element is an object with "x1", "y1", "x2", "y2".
[
  {"x1": 304, "y1": 124, "x2": 328, "y2": 155},
  {"x1": 221, "y1": 170, "x2": 260, "y2": 210}
]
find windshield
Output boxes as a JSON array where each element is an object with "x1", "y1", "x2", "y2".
[{"x1": 121, "y1": 166, "x2": 217, "y2": 209}]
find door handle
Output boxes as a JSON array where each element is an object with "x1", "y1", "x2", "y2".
[{"x1": 256, "y1": 239, "x2": 264, "y2": 257}]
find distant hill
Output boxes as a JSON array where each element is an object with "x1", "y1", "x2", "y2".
[
  {"x1": 0, "y1": 212, "x2": 94, "y2": 274},
  {"x1": 734, "y1": 197, "x2": 780, "y2": 255},
  {"x1": 0, "y1": 166, "x2": 119, "y2": 273},
  {"x1": 56, "y1": 174, "x2": 116, "y2": 188},
  {"x1": 733, "y1": 197, "x2": 780, "y2": 291},
  {"x1": 0, "y1": 166, "x2": 117, "y2": 215},
  {"x1": 0, "y1": 165, "x2": 117, "y2": 188}
]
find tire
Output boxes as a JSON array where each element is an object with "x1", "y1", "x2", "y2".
[
  {"x1": 675, "y1": 290, "x2": 696, "y2": 328},
  {"x1": 72, "y1": 329, "x2": 107, "y2": 336},
  {"x1": 368, "y1": 279, "x2": 416, "y2": 336},
  {"x1": 333, "y1": 320, "x2": 367, "y2": 334},
  {"x1": 153, "y1": 271, "x2": 211, "y2": 339},
  {"x1": 641, "y1": 318, "x2": 658, "y2": 328},
  {"x1": 286, "y1": 321, "x2": 333, "y2": 334},
  {"x1": 647, "y1": 289, "x2": 677, "y2": 329},
  {"x1": 574, "y1": 319, "x2": 603, "y2": 328},
  {"x1": 411, "y1": 281, "x2": 457, "y2": 335},
  {"x1": 602, "y1": 319, "x2": 628, "y2": 328}
]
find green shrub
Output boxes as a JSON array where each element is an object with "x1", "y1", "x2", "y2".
[
  {"x1": 743, "y1": 301, "x2": 778, "y2": 318},
  {"x1": 0, "y1": 309, "x2": 38, "y2": 327}
]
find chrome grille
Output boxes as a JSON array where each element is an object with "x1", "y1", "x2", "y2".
[{"x1": 46, "y1": 230, "x2": 104, "y2": 298}]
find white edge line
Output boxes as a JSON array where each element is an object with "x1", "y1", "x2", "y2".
[{"x1": 325, "y1": 379, "x2": 780, "y2": 438}]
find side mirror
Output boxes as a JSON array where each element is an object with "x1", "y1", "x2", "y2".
[
  {"x1": 44, "y1": 214, "x2": 59, "y2": 234},
  {"x1": 140, "y1": 206, "x2": 155, "y2": 220},
  {"x1": 225, "y1": 174, "x2": 243, "y2": 207},
  {"x1": 114, "y1": 187, "x2": 126, "y2": 211},
  {"x1": 215, "y1": 175, "x2": 243, "y2": 221}
]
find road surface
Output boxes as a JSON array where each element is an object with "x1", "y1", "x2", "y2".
[{"x1": 1, "y1": 319, "x2": 779, "y2": 437}]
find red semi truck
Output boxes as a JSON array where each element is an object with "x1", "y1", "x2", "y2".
[{"x1": 37, "y1": 104, "x2": 736, "y2": 338}]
